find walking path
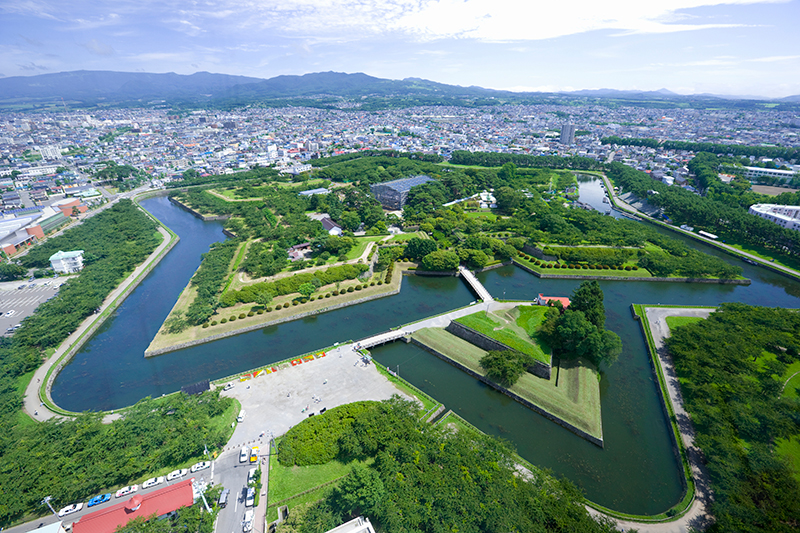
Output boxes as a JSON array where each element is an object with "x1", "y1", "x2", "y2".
[
  {"x1": 602, "y1": 176, "x2": 800, "y2": 280},
  {"x1": 589, "y1": 306, "x2": 716, "y2": 533},
  {"x1": 22, "y1": 225, "x2": 175, "y2": 423}
]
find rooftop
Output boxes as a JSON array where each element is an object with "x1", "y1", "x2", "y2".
[{"x1": 372, "y1": 175, "x2": 433, "y2": 193}]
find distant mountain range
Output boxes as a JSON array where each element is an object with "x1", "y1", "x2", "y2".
[{"x1": 1, "y1": 70, "x2": 797, "y2": 111}]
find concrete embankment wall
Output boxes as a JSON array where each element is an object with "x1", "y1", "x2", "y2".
[
  {"x1": 445, "y1": 320, "x2": 551, "y2": 379},
  {"x1": 145, "y1": 282, "x2": 403, "y2": 357},
  {"x1": 168, "y1": 196, "x2": 231, "y2": 221},
  {"x1": 513, "y1": 261, "x2": 751, "y2": 285},
  {"x1": 410, "y1": 337, "x2": 602, "y2": 447},
  {"x1": 630, "y1": 306, "x2": 689, "y2": 493},
  {"x1": 46, "y1": 229, "x2": 179, "y2": 404}
]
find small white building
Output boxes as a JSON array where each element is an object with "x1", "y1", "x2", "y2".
[
  {"x1": 50, "y1": 250, "x2": 85, "y2": 273},
  {"x1": 324, "y1": 516, "x2": 376, "y2": 533},
  {"x1": 748, "y1": 204, "x2": 800, "y2": 232}
]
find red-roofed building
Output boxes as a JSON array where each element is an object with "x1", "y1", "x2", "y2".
[
  {"x1": 537, "y1": 294, "x2": 571, "y2": 308},
  {"x1": 73, "y1": 479, "x2": 194, "y2": 533}
]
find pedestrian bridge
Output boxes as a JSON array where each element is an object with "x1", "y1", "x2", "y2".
[
  {"x1": 458, "y1": 266, "x2": 493, "y2": 302},
  {"x1": 357, "y1": 330, "x2": 408, "y2": 349}
]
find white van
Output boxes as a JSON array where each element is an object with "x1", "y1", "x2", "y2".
[
  {"x1": 237, "y1": 410, "x2": 245, "y2": 422},
  {"x1": 239, "y1": 447, "x2": 249, "y2": 463}
]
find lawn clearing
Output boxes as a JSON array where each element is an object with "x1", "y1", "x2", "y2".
[
  {"x1": 455, "y1": 308, "x2": 550, "y2": 364},
  {"x1": 665, "y1": 316, "x2": 704, "y2": 331},
  {"x1": 385, "y1": 231, "x2": 429, "y2": 242},
  {"x1": 412, "y1": 327, "x2": 602, "y2": 441}
]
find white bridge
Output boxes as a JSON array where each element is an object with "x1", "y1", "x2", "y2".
[{"x1": 458, "y1": 266, "x2": 493, "y2": 302}]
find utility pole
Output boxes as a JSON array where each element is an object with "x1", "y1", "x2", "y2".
[{"x1": 41, "y1": 496, "x2": 58, "y2": 517}]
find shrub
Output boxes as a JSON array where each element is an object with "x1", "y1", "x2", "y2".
[
  {"x1": 220, "y1": 318, "x2": 227, "y2": 324},
  {"x1": 300, "y1": 298, "x2": 308, "y2": 304},
  {"x1": 277, "y1": 401, "x2": 378, "y2": 466},
  {"x1": 229, "y1": 316, "x2": 236, "y2": 321},
  {"x1": 239, "y1": 313, "x2": 246, "y2": 319},
  {"x1": 325, "y1": 293, "x2": 331, "y2": 298},
  {"x1": 248, "y1": 311, "x2": 255, "y2": 317},
  {"x1": 625, "y1": 266, "x2": 632, "y2": 271},
  {"x1": 332, "y1": 290, "x2": 339, "y2": 296},
  {"x1": 266, "y1": 306, "x2": 272, "y2": 312},
  {"x1": 283, "y1": 302, "x2": 290, "y2": 308},
  {"x1": 377, "y1": 280, "x2": 383, "y2": 285},
  {"x1": 632, "y1": 265, "x2": 639, "y2": 270},
  {"x1": 370, "y1": 281, "x2": 375, "y2": 286},
  {"x1": 292, "y1": 300, "x2": 299, "y2": 306},
  {"x1": 257, "y1": 309, "x2": 264, "y2": 314},
  {"x1": 211, "y1": 320, "x2": 218, "y2": 326},
  {"x1": 347, "y1": 286, "x2": 354, "y2": 293},
  {"x1": 355, "y1": 285, "x2": 362, "y2": 290},
  {"x1": 202, "y1": 323, "x2": 209, "y2": 328}
]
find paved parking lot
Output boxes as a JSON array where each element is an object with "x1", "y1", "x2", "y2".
[
  {"x1": 0, "y1": 279, "x2": 63, "y2": 334},
  {"x1": 220, "y1": 344, "x2": 409, "y2": 451}
]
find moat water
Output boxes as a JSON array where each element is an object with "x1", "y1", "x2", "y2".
[{"x1": 50, "y1": 188, "x2": 800, "y2": 514}]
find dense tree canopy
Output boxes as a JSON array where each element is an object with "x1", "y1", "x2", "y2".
[
  {"x1": 665, "y1": 304, "x2": 800, "y2": 532},
  {"x1": 480, "y1": 349, "x2": 535, "y2": 387},
  {"x1": 276, "y1": 398, "x2": 619, "y2": 533},
  {"x1": 540, "y1": 281, "x2": 622, "y2": 367}
]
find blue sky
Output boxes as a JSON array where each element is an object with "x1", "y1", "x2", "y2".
[{"x1": 1, "y1": 0, "x2": 799, "y2": 98}]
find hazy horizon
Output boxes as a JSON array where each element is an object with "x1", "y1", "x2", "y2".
[{"x1": 2, "y1": 0, "x2": 799, "y2": 99}]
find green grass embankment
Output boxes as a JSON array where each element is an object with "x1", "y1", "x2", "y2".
[
  {"x1": 455, "y1": 309, "x2": 550, "y2": 364},
  {"x1": 412, "y1": 327, "x2": 602, "y2": 442}
]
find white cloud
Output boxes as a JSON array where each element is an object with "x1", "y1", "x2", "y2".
[{"x1": 82, "y1": 38, "x2": 115, "y2": 55}]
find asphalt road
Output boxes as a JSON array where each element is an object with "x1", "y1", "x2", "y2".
[{"x1": 213, "y1": 448, "x2": 263, "y2": 533}]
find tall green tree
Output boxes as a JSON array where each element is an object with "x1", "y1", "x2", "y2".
[{"x1": 570, "y1": 280, "x2": 606, "y2": 329}]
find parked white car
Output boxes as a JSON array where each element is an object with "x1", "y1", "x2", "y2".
[
  {"x1": 142, "y1": 476, "x2": 164, "y2": 489},
  {"x1": 166, "y1": 468, "x2": 188, "y2": 481},
  {"x1": 115, "y1": 485, "x2": 138, "y2": 498},
  {"x1": 190, "y1": 461, "x2": 211, "y2": 473},
  {"x1": 243, "y1": 510, "x2": 254, "y2": 532},
  {"x1": 239, "y1": 447, "x2": 249, "y2": 463},
  {"x1": 58, "y1": 503, "x2": 83, "y2": 517}
]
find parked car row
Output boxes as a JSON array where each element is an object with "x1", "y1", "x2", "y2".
[
  {"x1": 239, "y1": 446, "x2": 259, "y2": 464},
  {"x1": 56, "y1": 460, "x2": 213, "y2": 517}
]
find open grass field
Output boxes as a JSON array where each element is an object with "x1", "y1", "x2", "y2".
[
  {"x1": 345, "y1": 236, "x2": 385, "y2": 260},
  {"x1": 412, "y1": 327, "x2": 602, "y2": 441},
  {"x1": 665, "y1": 316, "x2": 704, "y2": 331},
  {"x1": 463, "y1": 210, "x2": 498, "y2": 222},
  {"x1": 455, "y1": 309, "x2": 550, "y2": 364},
  {"x1": 384, "y1": 231, "x2": 428, "y2": 243}
]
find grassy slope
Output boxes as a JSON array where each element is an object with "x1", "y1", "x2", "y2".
[
  {"x1": 665, "y1": 316, "x2": 704, "y2": 330},
  {"x1": 412, "y1": 327, "x2": 602, "y2": 439},
  {"x1": 455, "y1": 309, "x2": 550, "y2": 364}
]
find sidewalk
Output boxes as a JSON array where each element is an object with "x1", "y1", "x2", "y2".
[{"x1": 23, "y1": 226, "x2": 176, "y2": 423}]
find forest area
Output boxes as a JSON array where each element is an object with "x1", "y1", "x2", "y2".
[
  {"x1": 0, "y1": 201, "x2": 235, "y2": 526},
  {"x1": 665, "y1": 304, "x2": 800, "y2": 532},
  {"x1": 273, "y1": 398, "x2": 620, "y2": 533}
]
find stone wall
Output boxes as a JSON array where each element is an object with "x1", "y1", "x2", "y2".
[
  {"x1": 410, "y1": 337, "x2": 601, "y2": 447},
  {"x1": 445, "y1": 320, "x2": 551, "y2": 379},
  {"x1": 513, "y1": 260, "x2": 751, "y2": 285},
  {"x1": 46, "y1": 230, "x2": 179, "y2": 408},
  {"x1": 145, "y1": 282, "x2": 403, "y2": 357},
  {"x1": 522, "y1": 244, "x2": 557, "y2": 262},
  {"x1": 168, "y1": 196, "x2": 230, "y2": 221}
]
